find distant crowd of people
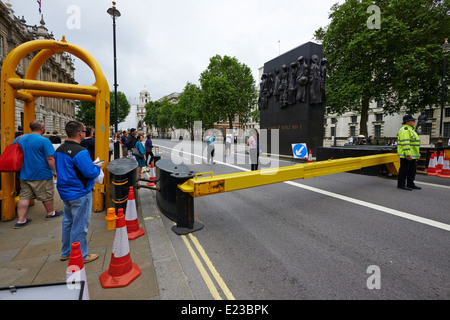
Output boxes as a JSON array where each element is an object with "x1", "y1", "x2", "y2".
[{"x1": 346, "y1": 135, "x2": 397, "y2": 146}]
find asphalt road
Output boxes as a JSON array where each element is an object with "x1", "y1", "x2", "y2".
[{"x1": 149, "y1": 138, "x2": 450, "y2": 300}]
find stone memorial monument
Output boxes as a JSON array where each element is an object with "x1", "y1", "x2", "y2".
[{"x1": 260, "y1": 42, "x2": 326, "y2": 156}]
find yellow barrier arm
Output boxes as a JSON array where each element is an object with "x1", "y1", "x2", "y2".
[{"x1": 178, "y1": 153, "x2": 400, "y2": 198}]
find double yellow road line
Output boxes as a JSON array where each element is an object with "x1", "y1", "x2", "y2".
[{"x1": 181, "y1": 233, "x2": 235, "y2": 300}]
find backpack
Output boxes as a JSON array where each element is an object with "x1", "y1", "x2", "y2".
[{"x1": 0, "y1": 136, "x2": 24, "y2": 172}]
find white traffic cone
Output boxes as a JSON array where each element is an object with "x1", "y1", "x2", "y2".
[
  {"x1": 147, "y1": 161, "x2": 156, "y2": 187},
  {"x1": 437, "y1": 151, "x2": 444, "y2": 170},
  {"x1": 124, "y1": 187, "x2": 145, "y2": 240},
  {"x1": 308, "y1": 150, "x2": 313, "y2": 163},
  {"x1": 100, "y1": 211, "x2": 141, "y2": 288},
  {"x1": 66, "y1": 242, "x2": 89, "y2": 300},
  {"x1": 437, "y1": 155, "x2": 450, "y2": 178},
  {"x1": 426, "y1": 153, "x2": 437, "y2": 176}
]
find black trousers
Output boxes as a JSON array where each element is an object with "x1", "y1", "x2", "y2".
[
  {"x1": 145, "y1": 151, "x2": 154, "y2": 166},
  {"x1": 397, "y1": 158, "x2": 417, "y2": 188}
]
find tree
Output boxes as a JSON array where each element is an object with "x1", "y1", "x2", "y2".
[
  {"x1": 199, "y1": 55, "x2": 258, "y2": 130},
  {"x1": 172, "y1": 82, "x2": 202, "y2": 139},
  {"x1": 314, "y1": 0, "x2": 450, "y2": 136},
  {"x1": 144, "y1": 100, "x2": 161, "y2": 135},
  {"x1": 75, "y1": 91, "x2": 130, "y2": 129},
  {"x1": 143, "y1": 99, "x2": 175, "y2": 137}
]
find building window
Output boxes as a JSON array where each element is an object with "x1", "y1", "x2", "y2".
[
  {"x1": 331, "y1": 118, "x2": 337, "y2": 124},
  {"x1": 350, "y1": 126, "x2": 356, "y2": 136},
  {"x1": 351, "y1": 116, "x2": 357, "y2": 123},
  {"x1": 0, "y1": 36, "x2": 3, "y2": 57},
  {"x1": 374, "y1": 125, "x2": 382, "y2": 137},
  {"x1": 375, "y1": 114, "x2": 383, "y2": 122},
  {"x1": 423, "y1": 123, "x2": 432, "y2": 135},
  {"x1": 376, "y1": 100, "x2": 383, "y2": 109},
  {"x1": 425, "y1": 109, "x2": 434, "y2": 119},
  {"x1": 445, "y1": 108, "x2": 450, "y2": 118},
  {"x1": 444, "y1": 122, "x2": 450, "y2": 138}
]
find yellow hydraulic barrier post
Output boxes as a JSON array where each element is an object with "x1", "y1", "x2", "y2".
[{"x1": 1, "y1": 38, "x2": 110, "y2": 221}]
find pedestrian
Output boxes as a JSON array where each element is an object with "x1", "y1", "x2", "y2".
[
  {"x1": 13, "y1": 120, "x2": 63, "y2": 229},
  {"x1": 49, "y1": 130, "x2": 62, "y2": 145},
  {"x1": 120, "y1": 131, "x2": 128, "y2": 157},
  {"x1": 80, "y1": 126, "x2": 95, "y2": 161},
  {"x1": 145, "y1": 133, "x2": 154, "y2": 167},
  {"x1": 225, "y1": 129, "x2": 233, "y2": 156},
  {"x1": 127, "y1": 128, "x2": 138, "y2": 154},
  {"x1": 15, "y1": 125, "x2": 23, "y2": 138},
  {"x1": 397, "y1": 114, "x2": 421, "y2": 191},
  {"x1": 205, "y1": 130, "x2": 216, "y2": 164},
  {"x1": 134, "y1": 134, "x2": 146, "y2": 179},
  {"x1": 248, "y1": 129, "x2": 260, "y2": 171},
  {"x1": 109, "y1": 134, "x2": 115, "y2": 161},
  {"x1": 55, "y1": 121, "x2": 103, "y2": 263}
]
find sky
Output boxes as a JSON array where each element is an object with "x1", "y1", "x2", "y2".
[{"x1": 7, "y1": 0, "x2": 341, "y2": 105}]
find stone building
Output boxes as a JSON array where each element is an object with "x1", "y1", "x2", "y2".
[
  {"x1": 0, "y1": 1, "x2": 76, "y2": 133},
  {"x1": 324, "y1": 103, "x2": 450, "y2": 146}
]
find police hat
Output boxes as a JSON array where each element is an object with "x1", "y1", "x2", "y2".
[{"x1": 403, "y1": 114, "x2": 416, "y2": 123}]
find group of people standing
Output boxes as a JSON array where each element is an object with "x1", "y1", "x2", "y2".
[
  {"x1": 205, "y1": 128, "x2": 260, "y2": 171},
  {"x1": 13, "y1": 120, "x2": 103, "y2": 264},
  {"x1": 118, "y1": 129, "x2": 154, "y2": 179}
]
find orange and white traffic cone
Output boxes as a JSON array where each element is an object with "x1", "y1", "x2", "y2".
[
  {"x1": 308, "y1": 150, "x2": 313, "y2": 163},
  {"x1": 436, "y1": 151, "x2": 444, "y2": 170},
  {"x1": 100, "y1": 211, "x2": 141, "y2": 288},
  {"x1": 426, "y1": 153, "x2": 438, "y2": 176},
  {"x1": 124, "y1": 187, "x2": 145, "y2": 240},
  {"x1": 66, "y1": 242, "x2": 89, "y2": 300},
  {"x1": 437, "y1": 155, "x2": 450, "y2": 178},
  {"x1": 147, "y1": 161, "x2": 156, "y2": 187}
]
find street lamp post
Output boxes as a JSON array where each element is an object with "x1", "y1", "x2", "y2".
[
  {"x1": 438, "y1": 38, "x2": 450, "y2": 147},
  {"x1": 107, "y1": 1, "x2": 121, "y2": 159}
]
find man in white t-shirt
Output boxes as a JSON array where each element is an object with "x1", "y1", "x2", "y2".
[{"x1": 225, "y1": 129, "x2": 233, "y2": 156}]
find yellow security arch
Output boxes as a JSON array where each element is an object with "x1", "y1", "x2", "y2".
[{"x1": 1, "y1": 37, "x2": 110, "y2": 221}]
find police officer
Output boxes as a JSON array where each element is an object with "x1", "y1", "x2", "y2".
[{"x1": 397, "y1": 114, "x2": 421, "y2": 191}]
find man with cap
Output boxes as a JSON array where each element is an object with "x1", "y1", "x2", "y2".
[{"x1": 397, "y1": 114, "x2": 421, "y2": 191}]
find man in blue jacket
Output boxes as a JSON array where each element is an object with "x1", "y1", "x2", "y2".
[{"x1": 55, "y1": 121, "x2": 104, "y2": 263}]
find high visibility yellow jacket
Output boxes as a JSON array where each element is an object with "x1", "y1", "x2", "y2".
[{"x1": 397, "y1": 124, "x2": 420, "y2": 159}]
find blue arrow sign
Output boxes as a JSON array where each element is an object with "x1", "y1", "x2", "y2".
[{"x1": 292, "y1": 143, "x2": 308, "y2": 159}]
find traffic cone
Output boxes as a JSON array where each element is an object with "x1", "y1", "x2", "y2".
[
  {"x1": 100, "y1": 211, "x2": 141, "y2": 288},
  {"x1": 66, "y1": 242, "x2": 89, "y2": 300},
  {"x1": 426, "y1": 153, "x2": 438, "y2": 176},
  {"x1": 437, "y1": 151, "x2": 444, "y2": 170},
  {"x1": 437, "y1": 155, "x2": 450, "y2": 178},
  {"x1": 308, "y1": 150, "x2": 313, "y2": 163},
  {"x1": 147, "y1": 161, "x2": 156, "y2": 187},
  {"x1": 105, "y1": 207, "x2": 117, "y2": 231},
  {"x1": 124, "y1": 187, "x2": 145, "y2": 240}
]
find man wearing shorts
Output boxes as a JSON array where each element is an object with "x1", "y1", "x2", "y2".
[{"x1": 14, "y1": 121, "x2": 63, "y2": 229}]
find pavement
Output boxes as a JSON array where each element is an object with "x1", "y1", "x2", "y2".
[{"x1": 0, "y1": 177, "x2": 194, "y2": 300}]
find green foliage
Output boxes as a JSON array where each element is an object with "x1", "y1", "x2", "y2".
[
  {"x1": 75, "y1": 91, "x2": 130, "y2": 128},
  {"x1": 144, "y1": 55, "x2": 258, "y2": 134},
  {"x1": 315, "y1": 0, "x2": 450, "y2": 135},
  {"x1": 199, "y1": 55, "x2": 258, "y2": 129}
]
